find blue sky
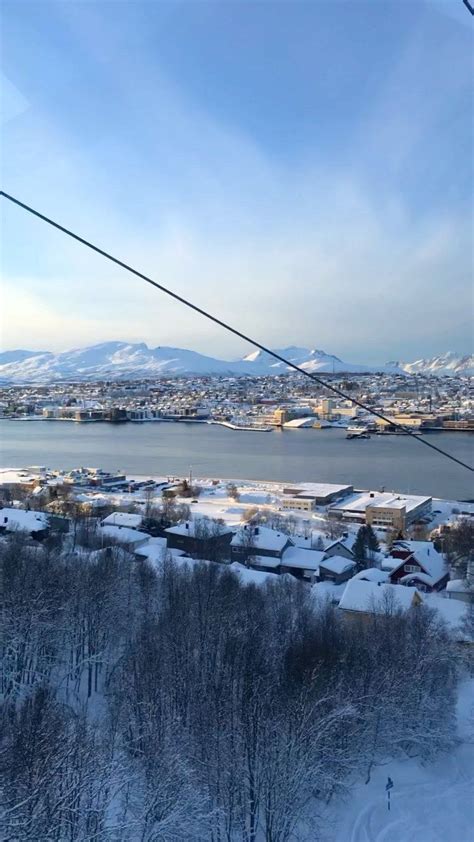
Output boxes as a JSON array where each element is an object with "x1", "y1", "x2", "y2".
[{"x1": 1, "y1": 0, "x2": 472, "y2": 363}]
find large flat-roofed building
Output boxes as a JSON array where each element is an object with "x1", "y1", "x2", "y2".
[
  {"x1": 282, "y1": 495, "x2": 316, "y2": 512},
  {"x1": 329, "y1": 491, "x2": 432, "y2": 531},
  {"x1": 282, "y1": 482, "x2": 353, "y2": 508}
]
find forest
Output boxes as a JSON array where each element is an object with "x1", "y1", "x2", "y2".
[{"x1": 1, "y1": 529, "x2": 461, "y2": 841}]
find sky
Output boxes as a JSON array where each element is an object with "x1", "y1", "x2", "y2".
[{"x1": 1, "y1": 0, "x2": 472, "y2": 364}]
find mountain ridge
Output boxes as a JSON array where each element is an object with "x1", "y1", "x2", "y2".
[{"x1": 0, "y1": 342, "x2": 472, "y2": 382}]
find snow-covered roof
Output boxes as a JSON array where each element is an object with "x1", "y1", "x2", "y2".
[
  {"x1": 135, "y1": 536, "x2": 168, "y2": 561},
  {"x1": 101, "y1": 511, "x2": 143, "y2": 529},
  {"x1": 281, "y1": 546, "x2": 325, "y2": 571},
  {"x1": 231, "y1": 525, "x2": 291, "y2": 552},
  {"x1": 99, "y1": 525, "x2": 149, "y2": 545},
  {"x1": 283, "y1": 417, "x2": 316, "y2": 428},
  {"x1": 0, "y1": 507, "x2": 49, "y2": 533},
  {"x1": 320, "y1": 555, "x2": 356, "y2": 575},
  {"x1": 381, "y1": 555, "x2": 402, "y2": 571},
  {"x1": 425, "y1": 594, "x2": 470, "y2": 640},
  {"x1": 312, "y1": 581, "x2": 346, "y2": 604},
  {"x1": 400, "y1": 571, "x2": 435, "y2": 586},
  {"x1": 447, "y1": 579, "x2": 471, "y2": 594},
  {"x1": 283, "y1": 482, "x2": 352, "y2": 497},
  {"x1": 291, "y1": 533, "x2": 328, "y2": 550},
  {"x1": 392, "y1": 541, "x2": 447, "y2": 585},
  {"x1": 331, "y1": 491, "x2": 431, "y2": 515},
  {"x1": 324, "y1": 535, "x2": 357, "y2": 554},
  {"x1": 339, "y1": 580, "x2": 421, "y2": 614},
  {"x1": 166, "y1": 520, "x2": 233, "y2": 538},
  {"x1": 353, "y1": 568, "x2": 388, "y2": 584},
  {"x1": 229, "y1": 562, "x2": 279, "y2": 586},
  {"x1": 0, "y1": 469, "x2": 38, "y2": 485}
]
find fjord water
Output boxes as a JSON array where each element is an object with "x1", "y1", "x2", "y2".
[{"x1": 1, "y1": 420, "x2": 473, "y2": 500}]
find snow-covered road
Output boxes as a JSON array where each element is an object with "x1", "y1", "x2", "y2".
[{"x1": 330, "y1": 679, "x2": 474, "y2": 842}]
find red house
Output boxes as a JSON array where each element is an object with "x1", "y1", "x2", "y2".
[{"x1": 389, "y1": 540, "x2": 448, "y2": 593}]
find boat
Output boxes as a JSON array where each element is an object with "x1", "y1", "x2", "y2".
[
  {"x1": 346, "y1": 431, "x2": 371, "y2": 439},
  {"x1": 347, "y1": 424, "x2": 370, "y2": 434}
]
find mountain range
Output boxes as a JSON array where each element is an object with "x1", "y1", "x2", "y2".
[{"x1": 0, "y1": 343, "x2": 472, "y2": 382}]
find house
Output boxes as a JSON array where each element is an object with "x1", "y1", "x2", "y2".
[
  {"x1": 101, "y1": 511, "x2": 143, "y2": 530},
  {"x1": 389, "y1": 540, "x2": 448, "y2": 592},
  {"x1": 280, "y1": 547, "x2": 326, "y2": 580},
  {"x1": 338, "y1": 580, "x2": 422, "y2": 619},
  {"x1": 353, "y1": 567, "x2": 389, "y2": 584},
  {"x1": 230, "y1": 525, "x2": 293, "y2": 564},
  {"x1": 446, "y1": 579, "x2": 474, "y2": 604},
  {"x1": 0, "y1": 507, "x2": 50, "y2": 540},
  {"x1": 229, "y1": 562, "x2": 280, "y2": 587},
  {"x1": 312, "y1": 580, "x2": 347, "y2": 604},
  {"x1": 425, "y1": 594, "x2": 472, "y2": 644},
  {"x1": 134, "y1": 536, "x2": 168, "y2": 563},
  {"x1": 318, "y1": 555, "x2": 356, "y2": 584},
  {"x1": 98, "y1": 524, "x2": 150, "y2": 548},
  {"x1": 245, "y1": 555, "x2": 282, "y2": 574},
  {"x1": 166, "y1": 520, "x2": 233, "y2": 560},
  {"x1": 135, "y1": 537, "x2": 188, "y2": 567},
  {"x1": 323, "y1": 537, "x2": 356, "y2": 561}
]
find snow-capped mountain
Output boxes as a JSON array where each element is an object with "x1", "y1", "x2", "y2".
[
  {"x1": 244, "y1": 346, "x2": 374, "y2": 374},
  {"x1": 0, "y1": 342, "x2": 470, "y2": 382},
  {"x1": 391, "y1": 352, "x2": 474, "y2": 377},
  {"x1": 0, "y1": 341, "x2": 392, "y2": 382}
]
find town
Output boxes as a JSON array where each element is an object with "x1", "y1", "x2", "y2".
[
  {"x1": 1, "y1": 463, "x2": 473, "y2": 639},
  {"x1": 0, "y1": 371, "x2": 473, "y2": 433}
]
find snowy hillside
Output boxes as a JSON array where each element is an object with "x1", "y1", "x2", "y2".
[
  {"x1": 0, "y1": 341, "x2": 396, "y2": 382},
  {"x1": 391, "y1": 352, "x2": 474, "y2": 377}
]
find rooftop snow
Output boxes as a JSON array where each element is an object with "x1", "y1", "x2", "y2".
[
  {"x1": 0, "y1": 469, "x2": 38, "y2": 485},
  {"x1": 99, "y1": 525, "x2": 149, "y2": 544},
  {"x1": 392, "y1": 541, "x2": 447, "y2": 584},
  {"x1": 312, "y1": 581, "x2": 347, "y2": 604},
  {"x1": 353, "y1": 568, "x2": 389, "y2": 584},
  {"x1": 166, "y1": 521, "x2": 233, "y2": 538},
  {"x1": 320, "y1": 555, "x2": 356, "y2": 575},
  {"x1": 0, "y1": 507, "x2": 49, "y2": 532},
  {"x1": 135, "y1": 536, "x2": 168, "y2": 561},
  {"x1": 101, "y1": 511, "x2": 143, "y2": 529},
  {"x1": 229, "y1": 562, "x2": 279, "y2": 586},
  {"x1": 283, "y1": 482, "x2": 352, "y2": 497},
  {"x1": 231, "y1": 525, "x2": 291, "y2": 552},
  {"x1": 339, "y1": 580, "x2": 420, "y2": 613},
  {"x1": 447, "y1": 579, "x2": 471, "y2": 593},
  {"x1": 281, "y1": 547, "x2": 325, "y2": 570},
  {"x1": 425, "y1": 594, "x2": 470, "y2": 638},
  {"x1": 331, "y1": 492, "x2": 431, "y2": 514}
]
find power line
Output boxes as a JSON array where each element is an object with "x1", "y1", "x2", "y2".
[{"x1": 1, "y1": 188, "x2": 472, "y2": 474}]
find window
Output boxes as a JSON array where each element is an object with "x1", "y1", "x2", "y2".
[{"x1": 405, "y1": 564, "x2": 419, "y2": 573}]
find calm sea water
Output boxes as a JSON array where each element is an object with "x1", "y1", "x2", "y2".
[{"x1": 0, "y1": 420, "x2": 473, "y2": 500}]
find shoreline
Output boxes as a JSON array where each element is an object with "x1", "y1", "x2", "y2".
[{"x1": 0, "y1": 416, "x2": 472, "y2": 434}]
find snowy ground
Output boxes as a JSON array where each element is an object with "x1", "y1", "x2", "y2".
[{"x1": 326, "y1": 678, "x2": 474, "y2": 842}]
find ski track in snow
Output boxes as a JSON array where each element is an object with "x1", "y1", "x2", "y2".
[{"x1": 331, "y1": 679, "x2": 474, "y2": 842}]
